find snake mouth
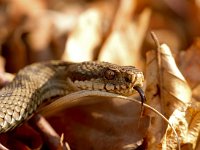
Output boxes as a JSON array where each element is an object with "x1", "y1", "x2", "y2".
[
  {"x1": 71, "y1": 79, "x2": 142, "y2": 96},
  {"x1": 67, "y1": 61, "x2": 144, "y2": 96},
  {"x1": 70, "y1": 71, "x2": 144, "y2": 96}
]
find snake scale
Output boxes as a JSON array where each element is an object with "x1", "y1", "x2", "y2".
[{"x1": 0, "y1": 61, "x2": 144, "y2": 133}]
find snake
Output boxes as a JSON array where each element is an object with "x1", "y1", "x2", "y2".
[{"x1": 0, "y1": 60, "x2": 144, "y2": 133}]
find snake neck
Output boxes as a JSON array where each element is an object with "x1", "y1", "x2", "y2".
[{"x1": 0, "y1": 61, "x2": 76, "y2": 132}]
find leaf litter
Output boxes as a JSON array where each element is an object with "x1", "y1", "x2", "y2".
[{"x1": 0, "y1": 0, "x2": 200, "y2": 149}]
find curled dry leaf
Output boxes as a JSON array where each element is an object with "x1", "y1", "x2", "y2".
[
  {"x1": 181, "y1": 103, "x2": 200, "y2": 149},
  {"x1": 163, "y1": 102, "x2": 200, "y2": 150},
  {"x1": 145, "y1": 43, "x2": 192, "y2": 149},
  {"x1": 39, "y1": 91, "x2": 150, "y2": 150}
]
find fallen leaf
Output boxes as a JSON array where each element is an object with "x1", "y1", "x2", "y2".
[
  {"x1": 145, "y1": 29, "x2": 183, "y2": 57},
  {"x1": 99, "y1": 7, "x2": 151, "y2": 68},
  {"x1": 182, "y1": 103, "x2": 200, "y2": 149},
  {"x1": 161, "y1": 102, "x2": 200, "y2": 150},
  {"x1": 62, "y1": 8, "x2": 104, "y2": 62},
  {"x1": 192, "y1": 85, "x2": 200, "y2": 102},
  {"x1": 39, "y1": 91, "x2": 150, "y2": 150},
  {"x1": 178, "y1": 38, "x2": 200, "y2": 89},
  {"x1": 145, "y1": 42, "x2": 192, "y2": 149},
  {"x1": 29, "y1": 114, "x2": 69, "y2": 150},
  {"x1": 2, "y1": 28, "x2": 28, "y2": 73},
  {"x1": 0, "y1": 124, "x2": 43, "y2": 150}
]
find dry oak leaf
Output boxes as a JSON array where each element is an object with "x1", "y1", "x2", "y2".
[{"x1": 145, "y1": 44, "x2": 192, "y2": 150}]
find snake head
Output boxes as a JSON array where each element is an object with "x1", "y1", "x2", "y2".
[{"x1": 68, "y1": 61, "x2": 144, "y2": 96}]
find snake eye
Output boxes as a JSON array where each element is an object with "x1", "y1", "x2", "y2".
[{"x1": 105, "y1": 70, "x2": 115, "y2": 80}]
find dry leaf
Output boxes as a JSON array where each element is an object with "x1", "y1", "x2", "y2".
[
  {"x1": 0, "y1": 56, "x2": 5, "y2": 73},
  {"x1": 1, "y1": 0, "x2": 200, "y2": 149},
  {"x1": 145, "y1": 43, "x2": 192, "y2": 149},
  {"x1": 98, "y1": 8, "x2": 151, "y2": 68},
  {"x1": 162, "y1": 102, "x2": 200, "y2": 150},
  {"x1": 182, "y1": 104, "x2": 200, "y2": 148},
  {"x1": 2, "y1": 28, "x2": 28, "y2": 73},
  {"x1": 178, "y1": 38, "x2": 200, "y2": 89},
  {"x1": 62, "y1": 8, "x2": 104, "y2": 62},
  {"x1": 192, "y1": 85, "x2": 200, "y2": 102},
  {"x1": 0, "y1": 124, "x2": 43, "y2": 149},
  {"x1": 29, "y1": 114, "x2": 69, "y2": 150},
  {"x1": 8, "y1": 0, "x2": 45, "y2": 18},
  {"x1": 39, "y1": 91, "x2": 150, "y2": 150},
  {"x1": 145, "y1": 29, "x2": 183, "y2": 57}
]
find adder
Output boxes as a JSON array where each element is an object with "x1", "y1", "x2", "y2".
[{"x1": 0, "y1": 61, "x2": 144, "y2": 133}]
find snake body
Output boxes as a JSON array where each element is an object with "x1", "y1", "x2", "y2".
[{"x1": 0, "y1": 61, "x2": 144, "y2": 133}]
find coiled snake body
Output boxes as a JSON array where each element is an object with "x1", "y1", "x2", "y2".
[{"x1": 0, "y1": 61, "x2": 144, "y2": 133}]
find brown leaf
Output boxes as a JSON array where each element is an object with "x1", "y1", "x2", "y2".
[
  {"x1": 178, "y1": 38, "x2": 200, "y2": 89},
  {"x1": 62, "y1": 8, "x2": 104, "y2": 62},
  {"x1": 8, "y1": 0, "x2": 45, "y2": 19},
  {"x1": 182, "y1": 103, "x2": 200, "y2": 148},
  {"x1": 161, "y1": 102, "x2": 200, "y2": 150},
  {"x1": 192, "y1": 85, "x2": 200, "y2": 103},
  {"x1": 29, "y1": 114, "x2": 70, "y2": 150},
  {"x1": 39, "y1": 91, "x2": 150, "y2": 150},
  {"x1": 145, "y1": 43, "x2": 192, "y2": 149},
  {"x1": 0, "y1": 124, "x2": 43, "y2": 150},
  {"x1": 98, "y1": 8, "x2": 151, "y2": 68},
  {"x1": 2, "y1": 28, "x2": 28, "y2": 73}
]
